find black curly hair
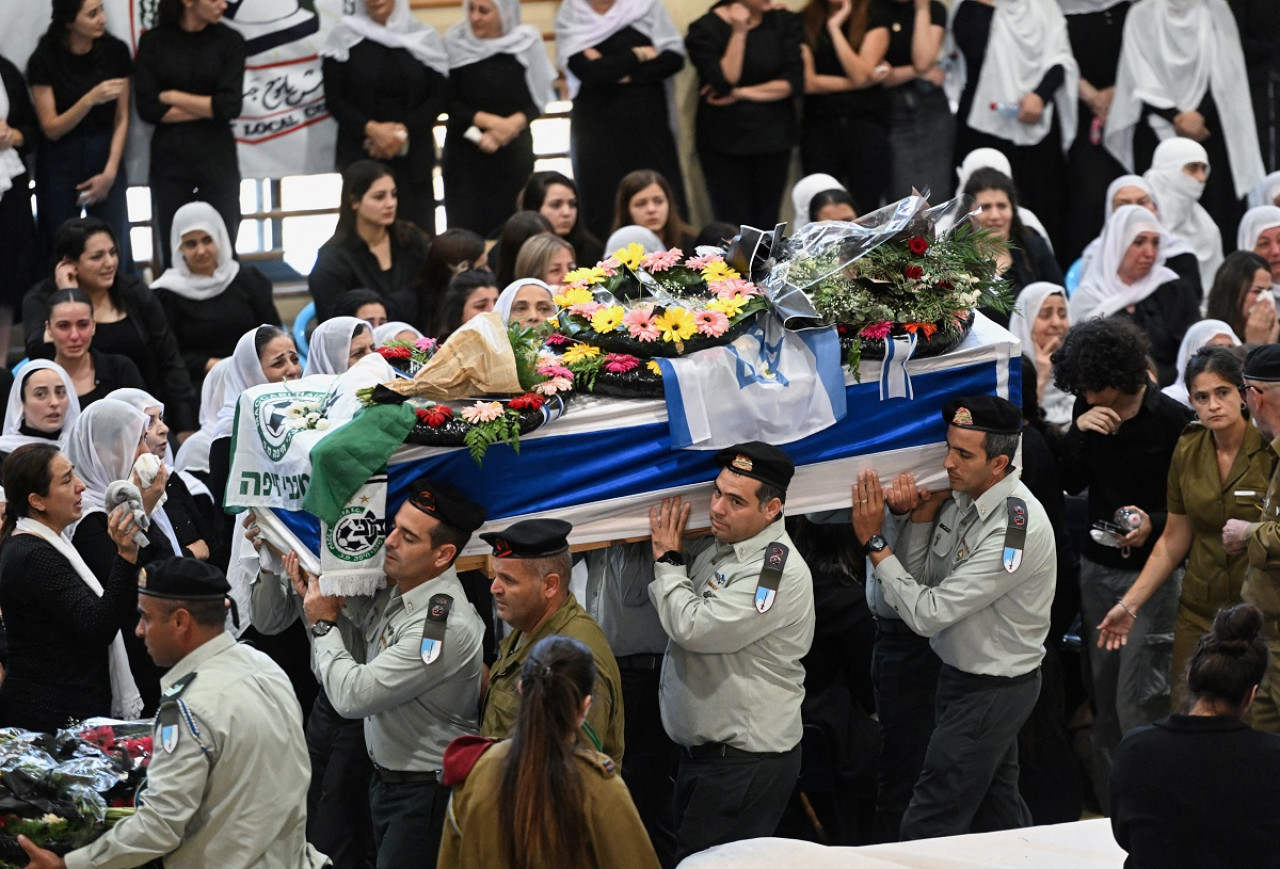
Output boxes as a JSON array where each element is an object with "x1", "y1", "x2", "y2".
[{"x1": 1051, "y1": 318, "x2": 1151, "y2": 396}]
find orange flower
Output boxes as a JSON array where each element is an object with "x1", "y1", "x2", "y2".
[{"x1": 904, "y1": 322, "x2": 938, "y2": 339}]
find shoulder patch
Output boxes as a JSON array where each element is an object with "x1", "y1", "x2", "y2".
[
  {"x1": 156, "y1": 672, "x2": 198, "y2": 753},
  {"x1": 754, "y1": 542, "x2": 788, "y2": 614},
  {"x1": 577, "y1": 747, "x2": 618, "y2": 778},
  {"x1": 420, "y1": 593, "x2": 452, "y2": 665},
  {"x1": 1002, "y1": 497, "x2": 1027, "y2": 573}
]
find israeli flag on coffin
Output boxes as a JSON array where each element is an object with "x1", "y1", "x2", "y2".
[{"x1": 658, "y1": 314, "x2": 847, "y2": 450}]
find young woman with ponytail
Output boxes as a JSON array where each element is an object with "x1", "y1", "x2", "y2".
[{"x1": 438, "y1": 635, "x2": 658, "y2": 868}]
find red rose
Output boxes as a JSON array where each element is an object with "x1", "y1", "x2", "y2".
[
  {"x1": 904, "y1": 264, "x2": 924, "y2": 280},
  {"x1": 509, "y1": 393, "x2": 546, "y2": 412},
  {"x1": 908, "y1": 236, "x2": 929, "y2": 255},
  {"x1": 378, "y1": 345, "x2": 412, "y2": 361}
]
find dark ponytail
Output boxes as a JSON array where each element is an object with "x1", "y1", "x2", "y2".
[
  {"x1": 1184, "y1": 603, "x2": 1269, "y2": 711},
  {"x1": 498, "y1": 635, "x2": 595, "y2": 869}
]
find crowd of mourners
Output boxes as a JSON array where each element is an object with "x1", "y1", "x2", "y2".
[{"x1": 1, "y1": 0, "x2": 1280, "y2": 867}]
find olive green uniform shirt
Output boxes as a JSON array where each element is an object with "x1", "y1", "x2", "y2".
[
  {"x1": 1244, "y1": 435, "x2": 1280, "y2": 618},
  {"x1": 66, "y1": 633, "x2": 327, "y2": 869},
  {"x1": 650, "y1": 520, "x2": 815, "y2": 754},
  {"x1": 438, "y1": 740, "x2": 659, "y2": 869},
  {"x1": 314, "y1": 567, "x2": 484, "y2": 771},
  {"x1": 1168, "y1": 422, "x2": 1275, "y2": 619},
  {"x1": 479, "y1": 595, "x2": 625, "y2": 763}
]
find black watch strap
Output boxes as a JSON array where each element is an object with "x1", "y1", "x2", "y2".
[{"x1": 656, "y1": 549, "x2": 685, "y2": 566}]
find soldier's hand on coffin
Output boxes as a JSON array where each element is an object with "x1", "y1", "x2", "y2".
[
  {"x1": 650, "y1": 496, "x2": 691, "y2": 562},
  {"x1": 885, "y1": 471, "x2": 924, "y2": 515},
  {"x1": 302, "y1": 574, "x2": 344, "y2": 627}
]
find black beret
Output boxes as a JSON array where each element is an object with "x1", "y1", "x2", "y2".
[
  {"x1": 1244, "y1": 344, "x2": 1280, "y2": 382},
  {"x1": 138, "y1": 558, "x2": 231, "y2": 601},
  {"x1": 714, "y1": 441, "x2": 795, "y2": 489},
  {"x1": 942, "y1": 395, "x2": 1021, "y2": 435},
  {"x1": 406, "y1": 476, "x2": 487, "y2": 533},
  {"x1": 480, "y1": 518, "x2": 573, "y2": 559}
]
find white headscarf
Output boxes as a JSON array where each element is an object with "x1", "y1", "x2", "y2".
[
  {"x1": 1007, "y1": 282, "x2": 1074, "y2": 427},
  {"x1": 0, "y1": 361, "x2": 82, "y2": 455},
  {"x1": 321, "y1": 0, "x2": 449, "y2": 75},
  {"x1": 955, "y1": 148, "x2": 1055, "y2": 251},
  {"x1": 1055, "y1": 0, "x2": 1128, "y2": 14},
  {"x1": 494, "y1": 278, "x2": 554, "y2": 323},
  {"x1": 1143, "y1": 139, "x2": 1223, "y2": 289},
  {"x1": 443, "y1": 0, "x2": 556, "y2": 110},
  {"x1": 212, "y1": 326, "x2": 283, "y2": 441},
  {"x1": 1104, "y1": 0, "x2": 1263, "y2": 198},
  {"x1": 149, "y1": 201, "x2": 241, "y2": 301},
  {"x1": 64, "y1": 399, "x2": 149, "y2": 526},
  {"x1": 1248, "y1": 172, "x2": 1280, "y2": 210},
  {"x1": 949, "y1": 0, "x2": 1079, "y2": 152},
  {"x1": 373, "y1": 321, "x2": 424, "y2": 346},
  {"x1": 555, "y1": 0, "x2": 684, "y2": 98},
  {"x1": 1070, "y1": 204, "x2": 1180, "y2": 322},
  {"x1": 1160, "y1": 318, "x2": 1241, "y2": 407},
  {"x1": 0, "y1": 66, "x2": 25, "y2": 201},
  {"x1": 97, "y1": 388, "x2": 186, "y2": 556},
  {"x1": 1237, "y1": 206, "x2": 1280, "y2": 254},
  {"x1": 304, "y1": 317, "x2": 370, "y2": 377},
  {"x1": 603, "y1": 225, "x2": 664, "y2": 256},
  {"x1": 790, "y1": 174, "x2": 845, "y2": 230},
  {"x1": 174, "y1": 357, "x2": 235, "y2": 475},
  {"x1": 1080, "y1": 174, "x2": 1196, "y2": 279}
]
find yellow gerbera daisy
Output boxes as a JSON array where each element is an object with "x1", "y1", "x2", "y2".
[
  {"x1": 655, "y1": 307, "x2": 697, "y2": 343},
  {"x1": 647, "y1": 360, "x2": 663, "y2": 376},
  {"x1": 701, "y1": 260, "x2": 740, "y2": 283},
  {"x1": 553, "y1": 286, "x2": 595, "y2": 308},
  {"x1": 611, "y1": 243, "x2": 646, "y2": 270},
  {"x1": 562, "y1": 266, "x2": 606, "y2": 287},
  {"x1": 707, "y1": 295, "x2": 747, "y2": 318},
  {"x1": 589, "y1": 305, "x2": 626, "y2": 333},
  {"x1": 561, "y1": 343, "x2": 602, "y2": 365}
]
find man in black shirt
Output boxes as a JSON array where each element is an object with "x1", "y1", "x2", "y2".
[{"x1": 1051, "y1": 318, "x2": 1193, "y2": 812}]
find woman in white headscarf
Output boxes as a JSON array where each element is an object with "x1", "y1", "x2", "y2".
[
  {"x1": 0, "y1": 55, "x2": 36, "y2": 363},
  {"x1": 0, "y1": 360, "x2": 81, "y2": 461},
  {"x1": 373, "y1": 321, "x2": 424, "y2": 346},
  {"x1": 494, "y1": 278, "x2": 556, "y2": 330},
  {"x1": 321, "y1": 0, "x2": 449, "y2": 234},
  {"x1": 790, "y1": 173, "x2": 845, "y2": 230},
  {"x1": 303, "y1": 317, "x2": 375, "y2": 377},
  {"x1": 442, "y1": 0, "x2": 556, "y2": 237},
  {"x1": 1070, "y1": 204, "x2": 1202, "y2": 385},
  {"x1": 946, "y1": 0, "x2": 1079, "y2": 248},
  {"x1": 1159, "y1": 320, "x2": 1241, "y2": 407},
  {"x1": 1104, "y1": 0, "x2": 1263, "y2": 236},
  {"x1": 66, "y1": 398, "x2": 176, "y2": 712},
  {"x1": 602, "y1": 225, "x2": 664, "y2": 257},
  {"x1": 557, "y1": 0, "x2": 687, "y2": 240},
  {"x1": 1247, "y1": 171, "x2": 1280, "y2": 210},
  {"x1": 1142, "y1": 139, "x2": 1223, "y2": 289},
  {"x1": 1007, "y1": 282, "x2": 1073, "y2": 428},
  {"x1": 1077, "y1": 174, "x2": 1201, "y2": 291},
  {"x1": 174, "y1": 356, "x2": 233, "y2": 482},
  {"x1": 152, "y1": 202, "x2": 282, "y2": 389},
  {"x1": 954, "y1": 148, "x2": 1054, "y2": 251},
  {"x1": 1237, "y1": 205, "x2": 1280, "y2": 283}
]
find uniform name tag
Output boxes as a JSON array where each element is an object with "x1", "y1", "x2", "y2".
[
  {"x1": 421, "y1": 594, "x2": 452, "y2": 665},
  {"x1": 156, "y1": 672, "x2": 197, "y2": 753},
  {"x1": 755, "y1": 543, "x2": 788, "y2": 614},
  {"x1": 1003, "y1": 497, "x2": 1028, "y2": 573}
]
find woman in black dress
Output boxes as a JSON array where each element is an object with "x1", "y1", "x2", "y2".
[
  {"x1": 308, "y1": 160, "x2": 431, "y2": 324},
  {"x1": 0, "y1": 443, "x2": 144, "y2": 731},
  {"x1": 46, "y1": 287, "x2": 146, "y2": 410},
  {"x1": 321, "y1": 0, "x2": 448, "y2": 236},
  {"x1": 948, "y1": 0, "x2": 1079, "y2": 250},
  {"x1": 0, "y1": 54, "x2": 37, "y2": 364},
  {"x1": 134, "y1": 0, "x2": 245, "y2": 268},
  {"x1": 24, "y1": 217, "x2": 198, "y2": 434},
  {"x1": 1105, "y1": 0, "x2": 1262, "y2": 239},
  {"x1": 557, "y1": 0, "x2": 687, "y2": 240},
  {"x1": 27, "y1": 0, "x2": 134, "y2": 271},
  {"x1": 152, "y1": 201, "x2": 281, "y2": 390},
  {"x1": 687, "y1": 0, "x2": 804, "y2": 229},
  {"x1": 612, "y1": 169, "x2": 697, "y2": 251},
  {"x1": 443, "y1": 0, "x2": 556, "y2": 237},
  {"x1": 517, "y1": 171, "x2": 603, "y2": 266},
  {"x1": 798, "y1": 0, "x2": 892, "y2": 213}
]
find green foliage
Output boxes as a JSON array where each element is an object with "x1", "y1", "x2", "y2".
[{"x1": 463, "y1": 410, "x2": 523, "y2": 466}]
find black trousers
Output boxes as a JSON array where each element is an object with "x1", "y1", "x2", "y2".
[
  {"x1": 150, "y1": 160, "x2": 240, "y2": 269},
  {"x1": 618, "y1": 660, "x2": 679, "y2": 868},
  {"x1": 369, "y1": 775, "x2": 448, "y2": 869},
  {"x1": 672, "y1": 744, "x2": 801, "y2": 862},
  {"x1": 900, "y1": 664, "x2": 1040, "y2": 840},
  {"x1": 870, "y1": 623, "x2": 941, "y2": 843},
  {"x1": 306, "y1": 689, "x2": 376, "y2": 869},
  {"x1": 697, "y1": 148, "x2": 792, "y2": 231},
  {"x1": 801, "y1": 112, "x2": 891, "y2": 215}
]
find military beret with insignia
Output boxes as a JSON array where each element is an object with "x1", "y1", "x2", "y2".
[
  {"x1": 713, "y1": 441, "x2": 795, "y2": 490},
  {"x1": 406, "y1": 476, "x2": 487, "y2": 533},
  {"x1": 479, "y1": 518, "x2": 573, "y2": 558},
  {"x1": 1244, "y1": 344, "x2": 1280, "y2": 382},
  {"x1": 139, "y1": 557, "x2": 232, "y2": 601},
  {"x1": 942, "y1": 395, "x2": 1021, "y2": 435}
]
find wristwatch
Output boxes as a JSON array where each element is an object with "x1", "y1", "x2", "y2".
[
  {"x1": 862, "y1": 534, "x2": 888, "y2": 555},
  {"x1": 310, "y1": 620, "x2": 337, "y2": 638},
  {"x1": 655, "y1": 549, "x2": 685, "y2": 566}
]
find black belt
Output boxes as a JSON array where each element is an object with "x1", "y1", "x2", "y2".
[
  {"x1": 373, "y1": 767, "x2": 440, "y2": 785},
  {"x1": 940, "y1": 663, "x2": 1040, "y2": 687},
  {"x1": 684, "y1": 743, "x2": 790, "y2": 760},
  {"x1": 874, "y1": 617, "x2": 916, "y2": 635},
  {"x1": 616, "y1": 653, "x2": 663, "y2": 671}
]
